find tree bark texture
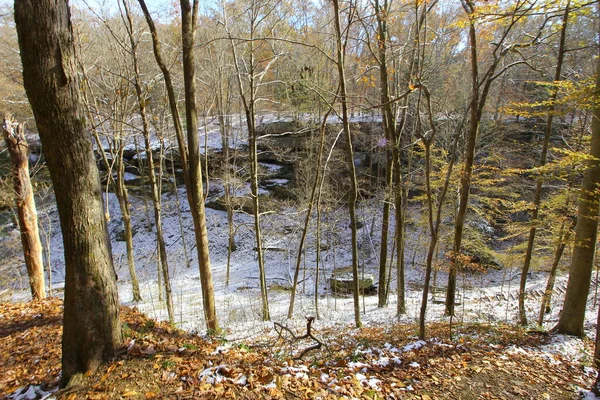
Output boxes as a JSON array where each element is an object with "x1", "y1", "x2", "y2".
[
  {"x1": 2, "y1": 117, "x2": 46, "y2": 301},
  {"x1": 555, "y1": 13, "x2": 600, "y2": 335},
  {"x1": 181, "y1": 0, "x2": 220, "y2": 333},
  {"x1": 14, "y1": 0, "x2": 121, "y2": 386}
]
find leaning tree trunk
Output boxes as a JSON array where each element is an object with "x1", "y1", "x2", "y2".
[
  {"x1": 518, "y1": 2, "x2": 570, "y2": 326},
  {"x1": 288, "y1": 106, "x2": 333, "y2": 319},
  {"x1": 538, "y1": 220, "x2": 571, "y2": 326},
  {"x1": 138, "y1": 0, "x2": 219, "y2": 333},
  {"x1": 555, "y1": 16, "x2": 600, "y2": 335},
  {"x1": 123, "y1": 0, "x2": 173, "y2": 323},
  {"x1": 115, "y1": 139, "x2": 142, "y2": 302},
  {"x1": 181, "y1": 0, "x2": 220, "y2": 332},
  {"x1": 446, "y1": 15, "x2": 479, "y2": 317},
  {"x1": 227, "y1": 10, "x2": 270, "y2": 321},
  {"x1": 417, "y1": 87, "x2": 459, "y2": 340},
  {"x1": 3, "y1": 117, "x2": 46, "y2": 301},
  {"x1": 14, "y1": 0, "x2": 121, "y2": 387}
]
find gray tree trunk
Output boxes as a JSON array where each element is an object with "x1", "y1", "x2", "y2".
[{"x1": 14, "y1": 0, "x2": 121, "y2": 386}]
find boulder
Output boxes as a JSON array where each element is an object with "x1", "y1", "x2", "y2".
[{"x1": 330, "y1": 267, "x2": 376, "y2": 295}]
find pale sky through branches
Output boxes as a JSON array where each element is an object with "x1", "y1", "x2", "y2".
[{"x1": 72, "y1": 0, "x2": 176, "y2": 19}]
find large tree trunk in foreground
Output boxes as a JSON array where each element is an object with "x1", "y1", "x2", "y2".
[
  {"x1": 556, "y1": 18, "x2": 600, "y2": 336},
  {"x1": 14, "y1": 0, "x2": 121, "y2": 387},
  {"x1": 3, "y1": 117, "x2": 46, "y2": 301}
]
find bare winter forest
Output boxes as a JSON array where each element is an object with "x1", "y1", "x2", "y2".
[{"x1": 1, "y1": 0, "x2": 600, "y2": 398}]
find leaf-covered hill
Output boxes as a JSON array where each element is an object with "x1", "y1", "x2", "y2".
[{"x1": 0, "y1": 299, "x2": 595, "y2": 399}]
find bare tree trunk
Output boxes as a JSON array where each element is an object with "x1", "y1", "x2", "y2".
[
  {"x1": 80, "y1": 42, "x2": 142, "y2": 303},
  {"x1": 181, "y1": 0, "x2": 220, "y2": 332},
  {"x1": 3, "y1": 117, "x2": 46, "y2": 301},
  {"x1": 289, "y1": 107, "x2": 334, "y2": 318},
  {"x1": 138, "y1": 0, "x2": 219, "y2": 333},
  {"x1": 417, "y1": 87, "x2": 459, "y2": 340},
  {"x1": 215, "y1": 71, "x2": 237, "y2": 287},
  {"x1": 332, "y1": 0, "x2": 361, "y2": 328},
  {"x1": 555, "y1": 10, "x2": 600, "y2": 335},
  {"x1": 519, "y1": 2, "x2": 570, "y2": 326},
  {"x1": 123, "y1": 0, "x2": 173, "y2": 322},
  {"x1": 226, "y1": 3, "x2": 271, "y2": 320},
  {"x1": 15, "y1": 0, "x2": 121, "y2": 386},
  {"x1": 115, "y1": 140, "x2": 142, "y2": 302},
  {"x1": 394, "y1": 0, "x2": 433, "y2": 315},
  {"x1": 168, "y1": 149, "x2": 191, "y2": 269},
  {"x1": 538, "y1": 221, "x2": 570, "y2": 326},
  {"x1": 374, "y1": 0, "x2": 395, "y2": 308},
  {"x1": 446, "y1": 0, "x2": 535, "y2": 316},
  {"x1": 593, "y1": 296, "x2": 600, "y2": 395},
  {"x1": 446, "y1": 10, "x2": 478, "y2": 317}
]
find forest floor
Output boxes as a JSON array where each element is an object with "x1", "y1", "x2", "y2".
[{"x1": 0, "y1": 298, "x2": 596, "y2": 399}]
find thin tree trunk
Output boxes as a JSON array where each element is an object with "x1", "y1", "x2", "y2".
[
  {"x1": 3, "y1": 117, "x2": 46, "y2": 301},
  {"x1": 82, "y1": 79, "x2": 141, "y2": 302},
  {"x1": 375, "y1": 0, "x2": 395, "y2": 308},
  {"x1": 181, "y1": 0, "x2": 220, "y2": 332},
  {"x1": 446, "y1": 0, "x2": 533, "y2": 315},
  {"x1": 332, "y1": 0, "x2": 361, "y2": 328},
  {"x1": 417, "y1": 87, "x2": 459, "y2": 340},
  {"x1": 289, "y1": 107, "x2": 333, "y2": 318},
  {"x1": 169, "y1": 149, "x2": 191, "y2": 269},
  {"x1": 15, "y1": 0, "x2": 122, "y2": 386},
  {"x1": 115, "y1": 139, "x2": 141, "y2": 302},
  {"x1": 394, "y1": 0, "x2": 432, "y2": 315},
  {"x1": 446, "y1": 11, "x2": 479, "y2": 317},
  {"x1": 216, "y1": 72, "x2": 237, "y2": 287},
  {"x1": 122, "y1": 0, "x2": 173, "y2": 322},
  {"x1": 519, "y1": 2, "x2": 570, "y2": 326},
  {"x1": 555, "y1": 9, "x2": 600, "y2": 335},
  {"x1": 138, "y1": 0, "x2": 219, "y2": 333},
  {"x1": 538, "y1": 221, "x2": 570, "y2": 326},
  {"x1": 593, "y1": 295, "x2": 600, "y2": 395},
  {"x1": 226, "y1": 7, "x2": 270, "y2": 320}
]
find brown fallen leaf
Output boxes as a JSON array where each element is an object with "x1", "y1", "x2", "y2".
[{"x1": 122, "y1": 390, "x2": 138, "y2": 397}]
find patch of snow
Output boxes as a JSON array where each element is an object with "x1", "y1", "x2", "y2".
[
  {"x1": 199, "y1": 365, "x2": 231, "y2": 385},
  {"x1": 7, "y1": 385, "x2": 57, "y2": 400},
  {"x1": 579, "y1": 389, "x2": 600, "y2": 399},
  {"x1": 373, "y1": 356, "x2": 390, "y2": 367},
  {"x1": 123, "y1": 172, "x2": 140, "y2": 182},
  {"x1": 541, "y1": 334, "x2": 589, "y2": 363},
  {"x1": 402, "y1": 340, "x2": 427, "y2": 352},
  {"x1": 505, "y1": 346, "x2": 530, "y2": 356},
  {"x1": 348, "y1": 361, "x2": 369, "y2": 369},
  {"x1": 263, "y1": 381, "x2": 277, "y2": 389}
]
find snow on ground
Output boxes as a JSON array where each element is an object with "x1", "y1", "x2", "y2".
[
  {"x1": 6, "y1": 180, "x2": 599, "y2": 346},
  {"x1": 1, "y1": 113, "x2": 599, "y2": 392}
]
